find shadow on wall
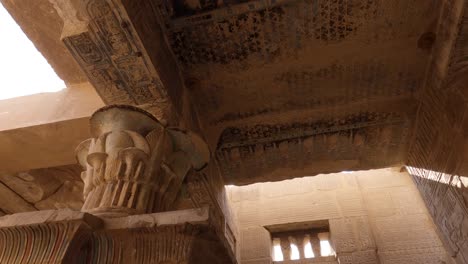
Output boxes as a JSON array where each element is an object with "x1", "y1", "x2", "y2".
[{"x1": 407, "y1": 167, "x2": 468, "y2": 263}]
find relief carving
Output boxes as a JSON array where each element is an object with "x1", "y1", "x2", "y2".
[
  {"x1": 216, "y1": 112, "x2": 409, "y2": 184},
  {"x1": 62, "y1": 0, "x2": 169, "y2": 105}
]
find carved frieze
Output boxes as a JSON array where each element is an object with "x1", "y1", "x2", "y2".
[
  {"x1": 75, "y1": 105, "x2": 210, "y2": 217},
  {"x1": 216, "y1": 112, "x2": 410, "y2": 184}
]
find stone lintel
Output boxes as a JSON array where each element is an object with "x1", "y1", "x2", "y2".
[
  {"x1": 0, "y1": 209, "x2": 103, "y2": 229},
  {"x1": 103, "y1": 206, "x2": 210, "y2": 230},
  {"x1": 0, "y1": 117, "x2": 91, "y2": 173},
  {"x1": 0, "y1": 207, "x2": 211, "y2": 231}
]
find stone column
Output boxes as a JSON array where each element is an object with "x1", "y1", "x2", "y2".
[
  {"x1": 0, "y1": 105, "x2": 237, "y2": 264},
  {"x1": 75, "y1": 105, "x2": 210, "y2": 217},
  {"x1": 311, "y1": 234, "x2": 321, "y2": 258},
  {"x1": 0, "y1": 207, "x2": 236, "y2": 264},
  {"x1": 280, "y1": 236, "x2": 291, "y2": 260}
]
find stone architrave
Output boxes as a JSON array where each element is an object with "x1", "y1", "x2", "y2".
[{"x1": 75, "y1": 105, "x2": 209, "y2": 217}]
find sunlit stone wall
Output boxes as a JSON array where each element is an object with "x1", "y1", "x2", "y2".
[
  {"x1": 406, "y1": 2, "x2": 468, "y2": 263},
  {"x1": 406, "y1": 74, "x2": 468, "y2": 262},
  {"x1": 227, "y1": 168, "x2": 451, "y2": 264}
]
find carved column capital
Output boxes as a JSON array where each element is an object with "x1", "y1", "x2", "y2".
[{"x1": 75, "y1": 105, "x2": 209, "y2": 217}]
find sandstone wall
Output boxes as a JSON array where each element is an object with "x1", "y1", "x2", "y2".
[
  {"x1": 227, "y1": 168, "x2": 452, "y2": 264},
  {"x1": 406, "y1": 70, "x2": 468, "y2": 264},
  {"x1": 405, "y1": 1, "x2": 468, "y2": 263},
  {"x1": 406, "y1": 78, "x2": 468, "y2": 260}
]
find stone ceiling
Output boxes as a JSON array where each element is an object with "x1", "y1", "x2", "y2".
[
  {"x1": 162, "y1": 0, "x2": 436, "y2": 124},
  {"x1": 154, "y1": 0, "x2": 440, "y2": 183},
  {"x1": 11, "y1": 0, "x2": 445, "y2": 185}
]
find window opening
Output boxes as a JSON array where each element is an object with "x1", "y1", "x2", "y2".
[
  {"x1": 318, "y1": 232, "x2": 334, "y2": 257},
  {"x1": 289, "y1": 236, "x2": 300, "y2": 260},
  {"x1": 273, "y1": 238, "x2": 284, "y2": 261},
  {"x1": 266, "y1": 220, "x2": 335, "y2": 262},
  {"x1": 303, "y1": 235, "x2": 314, "y2": 258}
]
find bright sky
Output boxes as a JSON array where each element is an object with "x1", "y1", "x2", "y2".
[{"x1": 0, "y1": 3, "x2": 65, "y2": 100}]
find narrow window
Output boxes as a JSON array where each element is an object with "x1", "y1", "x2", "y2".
[
  {"x1": 272, "y1": 238, "x2": 284, "y2": 261},
  {"x1": 318, "y1": 232, "x2": 334, "y2": 257},
  {"x1": 266, "y1": 220, "x2": 334, "y2": 262},
  {"x1": 303, "y1": 235, "x2": 315, "y2": 258},
  {"x1": 290, "y1": 243, "x2": 300, "y2": 260}
]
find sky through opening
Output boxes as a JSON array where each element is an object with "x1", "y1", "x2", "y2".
[{"x1": 0, "y1": 3, "x2": 65, "y2": 100}]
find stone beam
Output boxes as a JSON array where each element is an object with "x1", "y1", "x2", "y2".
[
  {"x1": 214, "y1": 97, "x2": 416, "y2": 185},
  {"x1": 0, "y1": 82, "x2": 103, "y2": 131},
  {"x1": 0, "y1": 165, "x2": 84, "y2": 215},
  {"x1": 0, "y1": 182, "x2": 37, "y2": 214},
  {"x1": 0, "y1": 117, "x2": 90, "y2": 173},
  {"x1": 217, "y1": 113, "x2": 411, "y2": 185},
  {"x1": 0, "y1": 83, "x2": 103, "y2": 173},
  {"x1": 52, "y1": 0, "x2": 187, "y2": 120}
]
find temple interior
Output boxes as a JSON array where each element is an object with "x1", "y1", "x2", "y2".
[{"x1": 0, "y1": 0, "x2": 467, "y2": 263}]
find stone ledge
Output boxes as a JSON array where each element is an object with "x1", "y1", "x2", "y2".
[
  {"x1": 0, "y1": 207, "x2": 211, "y2": 231},
  {"x1": 0, "y1": 209, "x2": 102, "y2": 229},
  {"x1": 103, "y1": 206, "x2": 210, "y2": 230}
]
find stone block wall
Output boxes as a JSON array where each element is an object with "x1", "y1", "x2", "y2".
[
  {"x1": 227, "y1": 168, "x2": 452, "y2": 264},
  {"x1": 406, "y1": 1, "x2": 468, "y2": 263}
]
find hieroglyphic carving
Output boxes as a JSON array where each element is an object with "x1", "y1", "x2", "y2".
[
  {"x1": 82, "y1": 221, "x2": 235, "y2": 264},
  {"x1": 406, "y1": 2, "x2": 468, "y2": 262},
  {"x1": 63, "y1": 0, "x2": 168, "y2": 105},
  {"x1": 216, "y1": 112, "x2": 410, "y2": 184},
  {"x1": 446, "y1": 1, "x2": 468, "y2": 83},
  {"x1": 186, "y1": 170, "x2": 238, "y2": 257},
  {"x1": 75, "y1": 105, "x2": 209, "y2": 217},
  {"x1": 84, "y1": 224, "x2": 200, "y2": 263}
]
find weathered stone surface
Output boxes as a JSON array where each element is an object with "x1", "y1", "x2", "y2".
[
  {"x1": 52, "y1": 0, "x2": 183, "y2": 109},
  {"x1": 216, "y1": 110, "x2": 411, "y2": 185},
  {"x1": 0, "y1": 182, "x2": 36, "y2": 214},
  {"x1": 0, "y1": 165, "x2": 84, "y2": 214},
  {"x1": 103, "y1": 206, "x2": 209, "y2": 230},
  {"x1": 44, "y1": 0, "x2": 437, "y2": 186},
  {"x1": 0, "y1": 172, "x2": 62, "y2": 203},
  {"x1": 162, "y1": 0, "x2": 438, "y2": 183},
  {"x1": 0, "y1": 117, "x2": 91, "y2": 173},
  {"x1": 0, "y1": 209, "x2": 102, "y2": 228},
  {"x1": 0, "y1": 82, "x2": 103, "y2": 173},
  {"x1": 35, "y1": 180, "x2": 84, "y2": 211},
  {"x1": 1, "y1": 0, "x2": 468, "y2": 263},
  {"x1": 406, "y1": 1, "x2": 468, "y2": 263}
]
